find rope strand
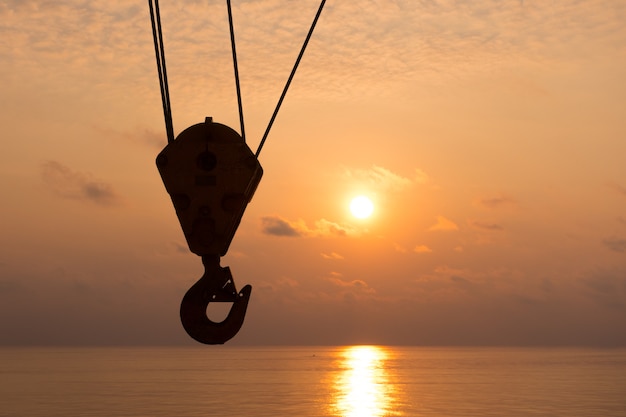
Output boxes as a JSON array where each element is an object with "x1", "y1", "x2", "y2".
[
  {"x1": 255, "y1": 0, "x2": 327, "y2": 157},
  {"x1": 149, "y1": 0, "x2": 326, "y2": 150},
  {"x1": 149, "y1": 0, "x2": 175, "y2": 143},
  {"x1": 227, "y1": 0, "x2": 246, "y2": 143}
]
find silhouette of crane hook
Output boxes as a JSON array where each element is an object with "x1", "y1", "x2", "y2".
[{"x1": 180, "y1": 255, "x2": 252, "y2": 345}]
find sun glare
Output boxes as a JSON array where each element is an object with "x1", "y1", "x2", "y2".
[
  {"x1": 350, "y1": 196, "x2": 374, "y2": 219},
  {"x1": 333, "y1": 346, "x2": 395, "y2": 417}
]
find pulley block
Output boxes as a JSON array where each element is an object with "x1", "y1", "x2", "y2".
[{"x1": 156, "y1": 117, "x2": 262, "y2": 344}]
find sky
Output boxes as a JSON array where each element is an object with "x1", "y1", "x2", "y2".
[{"x1": 1, "y1": 0, "x2": 625, "y2": 346}]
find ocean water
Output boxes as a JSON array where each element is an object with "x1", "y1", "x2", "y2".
[{"x1": 1, "y1": 346, "x2": 625, "y2": 417}]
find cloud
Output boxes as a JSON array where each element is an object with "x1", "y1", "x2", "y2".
[
  {"x1": 428, "y1": 215, "x2": 459, "y2": 231},
  {"x1": 393, "y1": 243, "x2": 408, "y2": 253},
  {"x1": 413, "y1": 265, "x2": 548, "y2": 303},
  {"x1": 607, "y1": 182, "x2": 626, "y2": 197},
  {"x1": 603, "y1": 237, "x2": 626, "y2": 253},
  {"x1": 344, "y1": 165, "x2": 415, "y2": 193},
  {"x1": 579, "y1": 269, "x2": 626, "y2": 309},
  {"x1": 450, "y1": 275, "x2": 475, "y2": 288},
  {"x1": 314, "y1": 219, "x2": 354, "y2": 237},
  {"x1": 260, "y1": 216, "x2": 355, "y2": 238},
  {"x1": 3, "y1": 0, "x2": 624, "y2": 110},
  {"x1": 469, "y1": 220, "x2": 504, "y2": 231},
  {"x1": 475, "y1": 195, "x2": 517, "y2": 209},
  {"x1": 260, "y1": 216, "x2": 306, "y2": 237},
  {"x1": 413, "y1": 245, "x2": 433, "y2": 254},
  {"x1": 256, "y1": 270, "x2": 379, "y2": 308},
  {"x1": 93, "y1": 125, "x2": 166, "y2": 149},
  {"x1": 414, "y1": 168, "x2": 430, "y2": 185},
  {"x1": 40, "y1": 160, "x2": 120, "y2": 206},
  {"x1": 309, "y1": 0, "x2": 626, "y2": 97},
  {"x1": 326, "y1": 276, "x2": 376, "y2": 295},
  {"x1": 321, "y1": 252, "x2": 344, "y2": 260},
  {"x1": 0, "y1": 2, "x2": 149, "y2": 95}
]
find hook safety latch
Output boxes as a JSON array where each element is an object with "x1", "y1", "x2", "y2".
[{"x1": 180, "y1": 255, "x2": 251, "y2": 345}]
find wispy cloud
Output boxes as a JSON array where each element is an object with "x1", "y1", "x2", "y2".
[
  {"x1": 414, "y1": 245, "x2": 433, "y2": 254},
  {"x1": 428, "y1": 215, "x2": 458, "y2": 232},
  {"x1": 326, "y1": 276, "x2": 376, "y2": 297},
  {"x1": 393, "y1": 243, "x2": 408, "y2": 253},
  {"x1": 579, "y1": 269, "x2": 626, "y2": 309},
  {"x1": 3, "y1": 0, "x2": 624, "y2": 108},
  {"x1": 603, "y1": 237, "x2": 626, "y2": 253},
  {"x1": 475, "y1": 195, "x2": 517, "y2": 209},
  {"x1": 414, "y1": 168, "x2": 430, "y2": 185},
  {"x1": 344, "y1": 165, "x2": 424, "y2": 192},
  {"x1": 93, "y1": 125, "x2": 166, "y2": 149},
  {"x1": 314, "y1": 219, "x2": 354, "y2": 237},
  {"x1": 260, "y1": 216, "x2": 306, "y2": 237},
  {"x1": 0, "y1": 2, "x2": 149, "y2": 93},
  {"x1": 321, "y1": 252, "x2": 344, "y2": 260},
  {"x1": 261, "y1": 216, "x2": 355, "y2": 237},
  {"x1": 469, "y1": 220, "x2": 504, "y2": 231},
  {"x1": 40, "y1": 160, "x2": 120, "y2": 206},
  {"x1": 607, "y1": 182, "x2": 626, "y2": 197}
]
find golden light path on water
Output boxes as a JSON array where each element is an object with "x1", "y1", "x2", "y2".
[{"x1": 333, "y1": 346, "x2": 398, "y2": 417}]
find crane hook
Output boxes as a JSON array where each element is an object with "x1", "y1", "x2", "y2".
[
  {"x1": 156, "y1": 119, "x2": 262, "y2": 344},
  {"x1": 180, "y1": 255, "x2": 251, "y2": 344}
]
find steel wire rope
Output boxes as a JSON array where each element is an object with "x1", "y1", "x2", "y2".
[
  {"x1": 227, "y1": 0, "x2": 246, "y2": 142},
  {"x1": 255, "y1": 0, "x2": 327, "y2": 158},
  {"x1": 149, "y1": 0, "x2": 175, "y2": 144},
  {"x1": 149, "y1": 0, "x2": 326, "y2": 150}
]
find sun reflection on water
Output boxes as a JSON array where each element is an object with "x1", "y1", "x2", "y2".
[{"x1": 333, "y1": 346, "x2": 398, "y2": 417}]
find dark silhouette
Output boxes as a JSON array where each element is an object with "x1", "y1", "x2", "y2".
[
  {"x1": 148, "y1": 0, "x2": 326, "y2": 344},
  {"x1": 156, "y1": 119, "x2": 262, "y2": 344}
]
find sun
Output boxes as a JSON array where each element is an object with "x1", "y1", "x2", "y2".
[{"x1": 350, "y1": 195, "x2": 374, "y2": 219}]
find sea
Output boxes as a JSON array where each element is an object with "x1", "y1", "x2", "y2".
[{"x1": 1, "y1": 346, "x2": 625, "y2": 417}]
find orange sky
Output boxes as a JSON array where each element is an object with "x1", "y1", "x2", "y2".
[{"x1": 1, "y1": 0, "x2": 625, "y2": 345}]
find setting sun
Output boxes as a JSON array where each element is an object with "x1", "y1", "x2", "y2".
[{"x1": 350, "y1": 196, "x2": 374, "y2": 219}]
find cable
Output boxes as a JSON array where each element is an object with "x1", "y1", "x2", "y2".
[
  {"x1": 227, "y1": 0, "x2": 246, "y2": 143},
  {"x1": 149, "y1": 0, "x2": 175, "y2": 143},
  {"x1": 255, "y1": 0, "x2": 327, "y2": 157},
  {"x1": 148, "y1": 0, "x2": 326, "y2": 149}
]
